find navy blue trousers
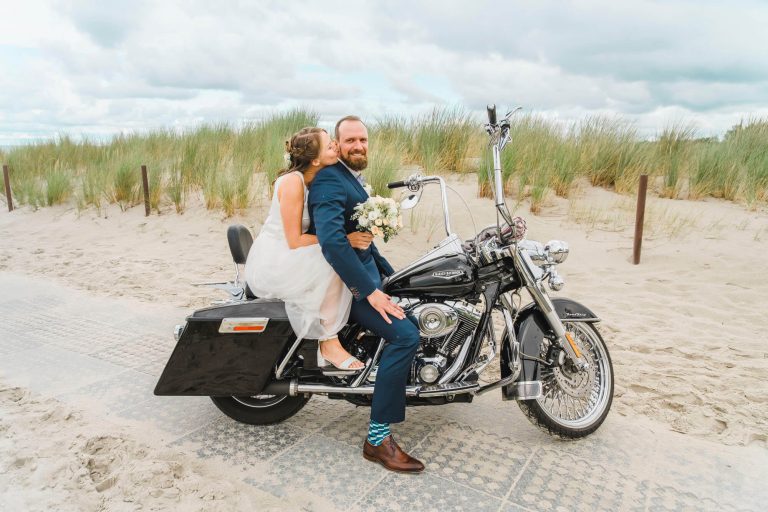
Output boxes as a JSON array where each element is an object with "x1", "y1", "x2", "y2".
[{"x1": 349, "y1": 295, "x2": 420, "y2": 424}]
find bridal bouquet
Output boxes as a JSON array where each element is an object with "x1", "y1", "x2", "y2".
[{"x1": 352, "y1": 196, "x2": 403, "y2": 242}]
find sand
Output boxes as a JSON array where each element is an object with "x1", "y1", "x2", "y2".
[
  {"x1": 1, "y1": 173, "x2": 767, "y2": 507},
  {"x1": 0, "y1": 384, "x2": 287, "y2": 511}
]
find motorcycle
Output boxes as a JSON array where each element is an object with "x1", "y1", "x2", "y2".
[{"x1": 154, "y1": 104, "x2": 614, "y2": 439}]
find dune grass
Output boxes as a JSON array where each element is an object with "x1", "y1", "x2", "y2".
[{"x1": 2, "y1": 108, "x2": 767, "y2": 216}]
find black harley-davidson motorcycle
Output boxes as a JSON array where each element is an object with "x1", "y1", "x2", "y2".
[{"x1": 154, "y1": 105, "x2": 614, "y2": 438}]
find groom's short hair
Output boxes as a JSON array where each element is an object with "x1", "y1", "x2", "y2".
[{"x1": 335, "y1": 115, "x2": 366, "y2": 140}]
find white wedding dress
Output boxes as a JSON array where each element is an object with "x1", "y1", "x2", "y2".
[{"x1": 244, "y1": 171, "x2": 352, "y2": 341}]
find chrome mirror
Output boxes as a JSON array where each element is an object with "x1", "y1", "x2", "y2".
[{"x1": 400, "y1": 192, "x2": 421, "y2": 210}]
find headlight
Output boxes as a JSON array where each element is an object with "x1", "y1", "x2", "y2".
[{"x1": 545, "y1": 240, "x2": 569, "y2": 264}]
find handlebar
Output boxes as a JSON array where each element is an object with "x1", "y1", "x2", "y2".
[
  {"x1": 487, "y1": 104, "x2": 497, "y2": 125},
  {"x1": 387, "y1": 180, "x2": 406, "y2": 189}
]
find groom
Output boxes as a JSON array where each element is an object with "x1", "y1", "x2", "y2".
[{"x1": 308, "y1": 115, "x2": 425, "y2": 473}]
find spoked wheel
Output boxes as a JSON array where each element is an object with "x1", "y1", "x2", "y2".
[
  {"x1": 210, "y1": 393, "x2": 310, "y2": 425},
  {"x1": 518, "y1": 321, "x2": 614, "y2": 438}
]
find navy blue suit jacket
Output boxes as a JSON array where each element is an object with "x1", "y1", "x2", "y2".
[{"x1": 308, "y1": 162, "x2": 395, "y2": 301}]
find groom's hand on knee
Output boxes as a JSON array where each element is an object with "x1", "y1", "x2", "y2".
[{"x1": 366, "y1": 289, "x2": 405, "y2": 324}]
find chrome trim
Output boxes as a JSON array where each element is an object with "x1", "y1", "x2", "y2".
[
  {"x1": 515, "y1": 247, "x2": 588, "y2": 370},
  {"x1": 275, "y1": 336, "x2": 304, "y2": 379},
  {"x1": 545, "y1": 240, "x2": 569, "y2": 264},
  {"x1": 437, "y1": 333, "x2": 474, "y2": 384},
  {"x1": 350, "y1": 337, "x2": 385, "y2": 388},
  {"x1": 291, "y1": 382, "x2": 479, "y2": 398},
  {"x1": 507, "y1": 380, "x2": 543, "y2": 400},
  {"x1": 492, "y1": 141, "x2": 504, "y2": 207},
  {"x1": 436, "y1": 300, "x2": 484, "y2": 384},
  {"x1": 458, "y1": 313, "x2": 497, "y2": 380},
  {"x1": 476, "y1": 372, "x2": 520, "y2": 395},
  {"x1": 173, "y1": 324, "x2": 184, "y2": 342},
  {"x1": 436, "y1": 176, "x2": 452, "y2": 236},
  {"x1": 413, "y1": 303, "x2": 458, "y2": 338}
]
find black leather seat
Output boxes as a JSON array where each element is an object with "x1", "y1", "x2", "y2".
[
  {"x1": 227, "y1": 225, "x2": 257, "y2": 299},
  {"x1": 227, "y1": 224, "x2": 253, "y2": 264}
]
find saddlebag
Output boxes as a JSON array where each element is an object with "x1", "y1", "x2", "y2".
[{"x1": 154, "y1": 299, "x2": 295, "y2": 396}]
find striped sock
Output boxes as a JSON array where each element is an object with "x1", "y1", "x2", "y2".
[{"x1": 367, "y1": 420, "x2": 391, "y2": 446}]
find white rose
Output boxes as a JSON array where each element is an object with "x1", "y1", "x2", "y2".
[
  {"x1": 368, "y1": 210, "x2": 380, "y2": 220},
  {"x1": 375, "y1": 219, "x2": 383, "y2": 226},
  {"x1": 358, "y1": 216, "x2": 369, "y2": 227}
]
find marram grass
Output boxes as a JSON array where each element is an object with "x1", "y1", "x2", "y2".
[{"x1": 2, "y1": 109, "x2": 768, "y2": 216}]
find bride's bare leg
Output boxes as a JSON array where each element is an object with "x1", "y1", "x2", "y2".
[{"x1": 318, "y1": 276, "x2": 363, "y2": 369}]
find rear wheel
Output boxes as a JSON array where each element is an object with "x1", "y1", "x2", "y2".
[
  {"x1": 210, "y1": 393, "x2": 310, "y2": 425},
  {"x1": 518, "y1": 322, "x2": 613, "y2": 438}
]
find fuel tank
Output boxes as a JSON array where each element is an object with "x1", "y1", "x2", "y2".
[
  {"x1": 384, "y1": 253, "x2": 475, "y2": 298},
  {"x1": 154, "y1": 299, "x2": 294, "y2": 396}
]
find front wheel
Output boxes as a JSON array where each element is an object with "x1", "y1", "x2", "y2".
[
  {"x1": 211, "y1": 393, "x2": 310, "y2": 425},
  {"x1": 518, "y1": 321, "x2": 613, "y2": 438}
]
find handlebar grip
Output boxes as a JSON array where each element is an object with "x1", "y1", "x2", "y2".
[
  {"x1": 487, "y1": 104, "x2": 497, "y2": 125},
  {"x1": 387, "y1": 180, "x2": 406, "y2": 189}
]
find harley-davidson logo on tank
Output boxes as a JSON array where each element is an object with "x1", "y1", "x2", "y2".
[{"x1": 432, "y1": 270, "x2": 464, "y2": 279}]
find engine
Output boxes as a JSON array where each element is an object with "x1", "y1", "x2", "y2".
[{"x1": 407, "y1": 300, "x2": 482, "y2": 385}]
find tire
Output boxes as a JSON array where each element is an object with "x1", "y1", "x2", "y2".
[
  {"x1": 210, "y1": 393, "x2": 311, "y2": 425},
  {"x1": 518, "y1": 322, "x2": 614, "y2": 439}
]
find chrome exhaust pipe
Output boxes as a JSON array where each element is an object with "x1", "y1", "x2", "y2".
[{"x1": 262, "y1": 380, "x2": 480, "y2": 398}]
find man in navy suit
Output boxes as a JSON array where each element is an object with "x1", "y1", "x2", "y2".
[{"x1": 308, "y1": 116, "x2": 424, "y2": 473}]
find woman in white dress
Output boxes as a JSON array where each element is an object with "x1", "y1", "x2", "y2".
[{"x1": 244, "y1": 127, "x2": 371, "y2": 370}]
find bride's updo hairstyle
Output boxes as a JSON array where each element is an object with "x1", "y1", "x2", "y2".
[{"x1": 275, "y1": 127, "x2": 326, "y2": 181}]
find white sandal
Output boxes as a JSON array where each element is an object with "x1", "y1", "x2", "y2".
[{"x1": 317, "y1": 345, "x2": 364, "y2": 372}]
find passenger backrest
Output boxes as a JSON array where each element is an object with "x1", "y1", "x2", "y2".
[{"x1": 227, "y1": 224, "x2": 253, "y2": 265}]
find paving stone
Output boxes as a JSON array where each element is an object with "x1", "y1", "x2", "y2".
[
  {"x1": 174, "y1": 415, "x2": 307, "y2": 466},
  {"x1": 57, "y1": 368, "x2": 157, "y2": 414},
  {"x1": 501, "y1": 502, "x2": 538, "y2": 512},
  {"x1": 0, "y1": 335, "x2": 46, "y2": 356},
  {"x1": 253, "y1": 434, "x2": 389, "y2": 505},
  {"x1": 355, "y1": 472, "x2": 502, "y2": 512},
  {"x1": 89, "y1": 334, "x2": 173, "y2": 369},
  {"x1": 0, "y1": 344, "x2": 128, "y2": 395},
  {"x1": 116, "y1": 395, "x2": 220, "y2": 437},
  {"x1": 133, "y1": 356, "x2": 168, "y2": 378},
  {"x1": 645, "y1": 483, "x2": 758, "y2": 512},
  {"x1": 412, "y1": 422, "x2": 533, "y2": 498},
  {"x1": 44, "y1": 320, "x2": 136, "y2": 356},
  {"x1": 645, "y1": 436, "x2": 768, "y2": 511},
  {"x1": 320, "y1": 404, "x2": 437, "y2": 450},
  {"x1": 0, "y1": 273, "x2": 765, "y2": 512},
  {"x1": 508, "y1": 447, "x2": 647, "y2": 512},
  {"x1": 282, "y1": 396, "x2": 352, "y2": 432}
]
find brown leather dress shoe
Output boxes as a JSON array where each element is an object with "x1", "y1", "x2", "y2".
[{"x1": 363, "y1": 435, "x2": 425, "y2": 473}]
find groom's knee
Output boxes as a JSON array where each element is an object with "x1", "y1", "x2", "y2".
[{"x1": 396, "y1": 320, "x2": 420, "y2": 352}]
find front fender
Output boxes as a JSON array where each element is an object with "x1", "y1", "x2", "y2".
[{"x1": 502, "y1": 298, "x2": 599, "y2": 400}]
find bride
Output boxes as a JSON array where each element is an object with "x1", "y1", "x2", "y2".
[{"x1": 244, "y1": 127, "x2": 370, "y2": 370}]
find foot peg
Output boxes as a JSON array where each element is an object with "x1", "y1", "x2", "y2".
[{"x1": 416, "y1": 381, "x2": 479, "y2": 397}]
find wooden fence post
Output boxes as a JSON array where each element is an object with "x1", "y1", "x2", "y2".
[
  {"x1": 633, "y1": 174, "x2": 648, "y2": 265},
  {"x1": 141, "y1": 165, "x2": 150, "y2": 216},
  {"x1": 3, "y1": 164, "x2": 12, "y2": 212}
]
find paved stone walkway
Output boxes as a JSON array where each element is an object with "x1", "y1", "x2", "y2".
[{"x1": 1, "y1": 272, "x2": 765, "y2": 511}]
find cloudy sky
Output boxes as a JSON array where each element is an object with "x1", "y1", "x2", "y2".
[{"x1": 2, "y1": 0, "x2": 767, "y2": 145}]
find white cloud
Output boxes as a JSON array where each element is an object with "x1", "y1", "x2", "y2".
[{"x1": 2, "y1": 0, "x2": 768, "y2": 145}]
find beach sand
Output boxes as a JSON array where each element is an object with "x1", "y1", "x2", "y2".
[{"x1": 1, "y1": 173, "x2": 767, "y2": 507}]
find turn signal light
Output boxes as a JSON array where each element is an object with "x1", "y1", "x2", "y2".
[{"x1": 219, "y1": 318, "x2": 269, "y2": 334}]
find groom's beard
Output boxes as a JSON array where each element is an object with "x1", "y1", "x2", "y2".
[{"x1": 342, "y1": 151, "x2": 368, "y2": 171}]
